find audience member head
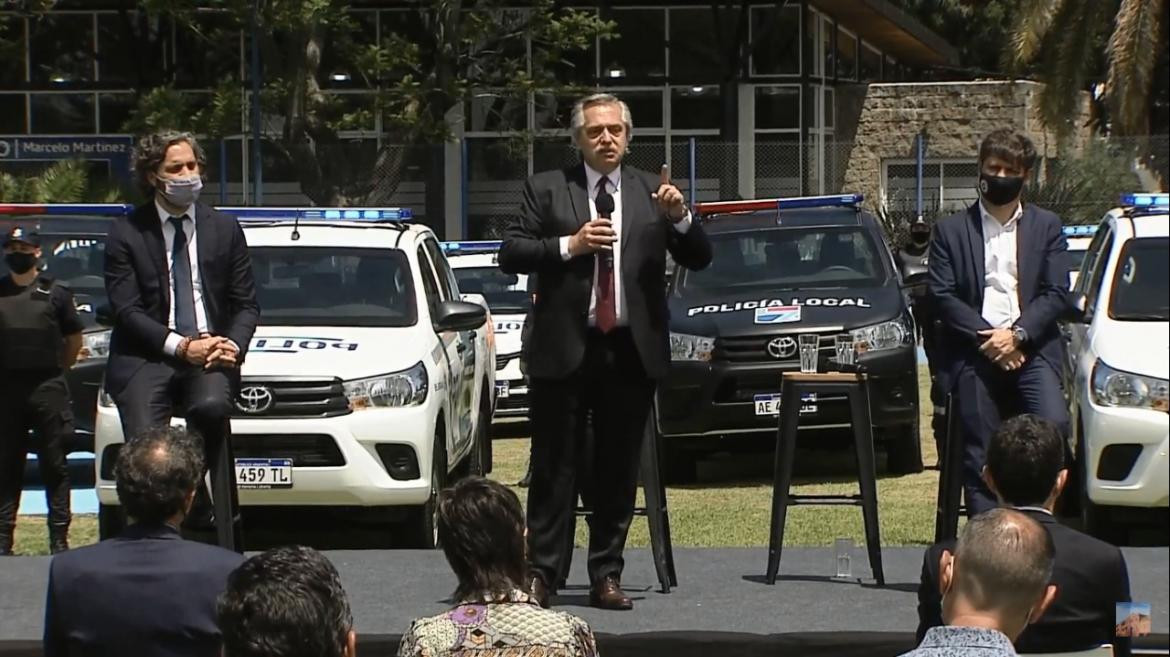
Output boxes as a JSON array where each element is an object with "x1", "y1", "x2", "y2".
[
  {"x1": 218, "y1": 546, "x2": 355, "y2": 657},
  {"x1": 983, "y1": 414, "x2": 1068, "y2": 510},
  {"x1": 939, "y1": 508, "x2": 1057, "y2": 640},
  {"x1": 437, "y1": 476, "x2": 527, "y2": 602},
  {"x1": 114, "y1": 426, "x2": 203, "y2": 527}
]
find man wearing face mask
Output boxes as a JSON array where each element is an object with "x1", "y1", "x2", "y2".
[
  {"x1": 927, "y1": 129, "x2": 1070, "y2": 517},
  {"x1": 103, "y1": 131, "x2": 259, "y2": 550},
  {"x1": 0, "y1": 226, "x2": 84, "y2": 555}
]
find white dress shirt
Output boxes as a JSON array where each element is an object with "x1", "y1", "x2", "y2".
[
  {"x1": 155, "y1": 199, "x2": 210, "y2": 355},
  {"x1": 979, "y1": 200, "x2": 1024, "y2": 328},
  {"x1": 558, "y1": 163, "x2": 692, "y2": 327}
]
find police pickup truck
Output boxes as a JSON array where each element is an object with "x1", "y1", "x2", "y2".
[
  {"x1": 443, "y1": 240, "x2": 531, "y2": 420},
  {"x1": 657, "y1": 194, "x2": 922, "y2": 478},
  {"x1": 93, "y1": 207, "x2": 495, "y2": 547}
]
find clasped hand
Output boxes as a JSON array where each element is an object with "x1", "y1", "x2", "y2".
[
  {"x1": 184, "y1": 334, "x2": 240, "y2": 369},
  {"x1": 977, "y1": 328, "x2": 1024, "y2": 371}
]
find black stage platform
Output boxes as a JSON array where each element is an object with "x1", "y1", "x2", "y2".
[{"x1": 3, "y1": 547, "x2": 1167, "y2": 655}]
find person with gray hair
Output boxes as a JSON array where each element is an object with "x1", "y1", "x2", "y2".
[
  {"x1": 902, "y1": 508, "x2": 1058, "y2": 657},
  {"x1": 43, "y1": 427, "x2": 244, "y2": 657},
  {"x1": 499, "y1": 92, "x2": 711, "y2": 610},
  {"x1": 104, "y1": 129, "x2": 259, "y2": 547}
]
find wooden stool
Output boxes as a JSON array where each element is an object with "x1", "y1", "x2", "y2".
[
  {"x1": 765, "y1": 372, "x2": 884, "y2": 586},
  {"x1": 933, "y1": 393, "x2": 966, "y2": 543}
]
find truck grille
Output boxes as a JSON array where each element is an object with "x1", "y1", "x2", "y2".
[
  {"x1": 232, "y1": 377, "x2": 350, "y2": 419},
  {"x1": 496, "y1": 353, "x2": 519, "y2": 371},
  {"x1": 715, "y1": 331, "x2": 841, "y2": 364},
  {"x1": 232, "y1": 433, "x2": 345, "y2": 467}
]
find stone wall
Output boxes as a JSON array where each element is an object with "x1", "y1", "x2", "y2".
[{"x1": 837, "y1": 80, "x2": 1092, "y2": 214}]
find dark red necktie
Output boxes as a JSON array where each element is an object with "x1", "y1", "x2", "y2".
[{"x1": 595, "y1": 176, "x2": 617, "y2": 333}]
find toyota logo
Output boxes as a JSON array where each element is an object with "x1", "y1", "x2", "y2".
[
  {"x1": 236, "y1": 386, "x2": 275, "y2": 414},
  {"x1": 766, "y1": 336, "x2": 798, "y2": 359}
]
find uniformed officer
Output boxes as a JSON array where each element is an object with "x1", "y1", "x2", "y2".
[
  {"x1": 0, "y1": 226, "x2": 83, "y2": 555},
  {"x1": 895, "y1": 218, "x2": 946, "y2": 449}
]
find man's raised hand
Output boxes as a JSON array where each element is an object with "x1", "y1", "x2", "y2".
[{"x1": 652, "y1": 164, "x2": 687, "y2": 222}]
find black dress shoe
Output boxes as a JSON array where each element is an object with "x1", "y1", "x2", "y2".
[
  {"x1": 589, "y1": 575, "x2": 633, "y2": 611},
  {"x1": 528, "y1": 574, "x2": 551, "y2": 609}
]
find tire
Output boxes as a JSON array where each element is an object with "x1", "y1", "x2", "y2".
[
  {"x1": 98, "y1": 504, "x2": 125, "y2": 540},
  {"x1": 477, "y1": 398, "x2": 493, "y2": 475},
  {"x1": 404, "y1": 431, "x2": 445, "y2": 549},
  {"x1": 885, "y1": 419, "x2": 924, "y2": 475}
]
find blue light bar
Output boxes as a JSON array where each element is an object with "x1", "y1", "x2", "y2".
[
  {"x1": 218, "y1": 206, "x2": 413, "y2": 221},
  {"x1": 1121, "y1": 193, "x2": 1169, "y2": 208},
  {"x1": 1062, "y1": 224, "x2": 1099, "y2": 236},
  {"x1": 0, "y1": 203, "x2": 134, "y2": 216},
  {"x1": 776, "y1": 193, "x2": 864, "y2": 210},
  {"x1": 441, "y1": 240, "x2": 502, "y2": 254}
]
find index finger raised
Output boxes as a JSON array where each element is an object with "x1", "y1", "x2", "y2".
[{"x1": 659, "y1": 164, "x2": 670, "y2": 186}]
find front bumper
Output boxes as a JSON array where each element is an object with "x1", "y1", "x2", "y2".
[
  {"x1": 657, "y1": 345, "x2": 918, "y2": 440},
  {"x1": 493, "y1": 355, "x2": 529, "y2": 419},
  {"x1": 1081, "y1": 400, "x2": 1170, "y2": 508},
  {"x1": 94, "y1": 402, "x2": 437, "y2": 508}
]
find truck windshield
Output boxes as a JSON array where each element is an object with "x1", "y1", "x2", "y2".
[
  {"x1": 452, "y1": 267, "x2": 530, "y2": 314},
  {"x1": 250, "y1": 247, "x2": 417, "y2": 327},
  {"x1": 680, "y1": 227, "x2": 887, "y2": 293}
]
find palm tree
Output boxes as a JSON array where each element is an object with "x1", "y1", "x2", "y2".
[
  {"x1": 0, "y1": 160, "x2": 124, "y2": 204},
  {"x1": 1007, "y1": 0, "x2": 1167, "y2": 136}
]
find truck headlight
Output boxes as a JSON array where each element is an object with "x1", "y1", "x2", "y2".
[
  {"x1": 344, "y1": 362, "x2": 428, "y2": 410},
  {"x1": 851, "y1": 315, "x2": 913, "y2": 353},
  {"x1": 78, "y1": 329, "x2": 111, "y2": 362},
  {"x1": 1091, "y1": 360, "x2": 1169, "y2": 412},
  {"x1": 669, "y1": 332, "x2": 714, "y2": 362}
]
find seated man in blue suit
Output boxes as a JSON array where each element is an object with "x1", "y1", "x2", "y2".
[
  {"x1": 928, "y1": 128, "x2": 1070, "y2": 516},
  {"x1": 44, "y1": 427, "x2": 244, "y2": 657}
]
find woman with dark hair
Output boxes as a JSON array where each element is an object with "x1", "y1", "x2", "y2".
[{"x1": 397, "y1": 477, "x2": 598, "y2": 657}]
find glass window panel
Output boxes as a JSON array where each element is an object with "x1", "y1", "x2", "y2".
[
  {"x1": 31, "y1": 94, "x2": 96, "y2": 134},
  {"x1": 534, "y1": 91, "x2": 578, "y2": 131},
  {"x1": 620, "y1": 135, "x2": 666, "y2": 175},
  {"x1": 750, "y1": 6, "x2": 800, "y2": 75},
  {"x1": 613, "y1": 89, "x2": 663, "y2": 130},
  {"x1": 824, "y1": 87, "x2": 835, "y2": 130},
  {"x1": 836, "y1": 28, "x2": 856, "y2": 81},
  {"x1": 671, "y1": 86, "x2": 720, "y2": 130},
  {"x1": 885, "y1": 55, "x2": 899, "y2": 81},
  {"x1": 822, "y1": 17, "x2": 834, "y2": 80},
  {"x1": 201, "y1": 138, "x2": 245, "y2": 188},
  {"x1": 0, "y1": 15, "x2": 26, "y2": 85},
  {"x1": 466, "y1": 90, "x2": 528, "y2": 133},
  {"x1": 754, "y1": 133, "x2": 802, "y2": 198},
  {"x1": 97, "y1": 12, "x2": 139, "y2": 85},
  {"x1": 755, "y1": 86, "x2": 799, "y2": 130},
  {"x1": 322, "y1": 9, "x2": 375, "y2": 89},
  {"x1": 29, "y1": 14, "x2": 94, "y2": 84},
  {"x1": 98, "y1": 93, "x2": 135, "y2": 133},
  {"x1": 669, "y1": 7, "x2": 734, "y2": 82},
  {"x1": 860, "y1": 43, "x2": 881, "y2": 82},
  {"x1": 603, "y1": 9, "x2": 664, "y2": 81},
  {"x1": 467, "y1": 137, "x2": 528, "y2": 182},
  {"x1": 0, "y1": 94, "x2": 27, "y2": 133},
  {"x1": 533, "y1": 136, "x2": 576, "y2": 173}
]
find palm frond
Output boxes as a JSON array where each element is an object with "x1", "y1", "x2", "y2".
[
  {"x1": 1005, "y1": 0, "x2": 1065, "y2": 72},
  {"x1": 1106, "y1": 0, "x2": 1166, "y2": 135},
  {"x1": 29, "y1": 160, "x2": 88, "y2": 204},
  {"x1": 1035, "y1": 0, "x2": 1111, "y2": 134}
]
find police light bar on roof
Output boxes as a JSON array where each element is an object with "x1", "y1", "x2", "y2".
[
  {"x1": 0, "y1": 203, "x2": 135, "y2": 216},
  {"x1": 1121, "y1": 193, "x2": 1169, "y2": 208},
  {"x1": 441, "y1": 240, "x2": 502, "y2": 254},
  {"x1": 1063, "y1": 224, "x2": 1099, "y2": 236},
  {"x1": 696, "y1": 194, "x2": 864, "y2": 216},
  {"x1": 219, "y1": 206, "x2": 413, "y2": 221}
]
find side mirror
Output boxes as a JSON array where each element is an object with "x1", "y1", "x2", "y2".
[
  {"x1": 95, "y1": 304, "x2": 114, "y2": 327},
  {"x1": 1067, "y1": 292, "x2": 1091, "y2": 323},
  {"x1": 434, "y1": 300, "x2": 487, "y2": 332}
]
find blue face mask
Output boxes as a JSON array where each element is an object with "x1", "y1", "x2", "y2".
[{"x1": 158, "y1": 175, "x2": 203, "y2": 207}]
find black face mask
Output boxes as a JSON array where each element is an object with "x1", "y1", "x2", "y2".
[
  {"x1": 5, "y1": 252, "x2": 37, "y2": 275},
  {"x1": 979, "y1": 173, "x2": 1025, "y2": 206}
]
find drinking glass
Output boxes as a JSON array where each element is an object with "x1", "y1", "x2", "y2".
[
  {"x1": 798, "y1": 334, "x2": 820, "y2": 373},
  {"x1": 835, "y1": 333, "x2": 856, "y2": 367},
  {"x1": 834, "y1": 538, "x2": 854, "y2": 579}
]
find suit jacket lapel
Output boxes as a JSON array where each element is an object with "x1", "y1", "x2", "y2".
[
  {"x1": 1016, "y1": 204, "x2": 1036, "y2": 305},
  {"x1": 195, "y1": 204, "x2": 216, "y2": 323},
  {"x1": 619, "y1": 168, "x2": 639, "y2": 261},
  {"x1": 140, "y1": 202, "x2": 171, "y2": 312},
  {"x1": 567, "y1": 165, "x2": 590, "y2": 228},
  {"x1": 965, "y1": 204, "x2": 985, "y2": 308}
]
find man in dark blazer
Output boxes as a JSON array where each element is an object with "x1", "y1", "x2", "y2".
[
  {"x1": 928, "y1": 129, "x2": 1070, "y2": 516},
  {"x1": 917, "y1": 414, "x2": 1131, "y2": 656},
  {"x1": 44, "y1": 427, "x2": 244, "y2": 657},
  {"x1": 499, "y1": 93, "x2": 711, "y2": 610},
  {"x1": 104, "y1": 131, "x2": 259, "y2": 545}
]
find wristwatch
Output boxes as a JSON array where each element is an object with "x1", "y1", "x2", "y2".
[{"x1": 1011, "y1": 325, "x2": 1029, "y2": 345}]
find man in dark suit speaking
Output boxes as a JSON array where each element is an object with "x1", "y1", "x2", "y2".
[
  {"x1": 104, "y1": 131, "x2": 259, "y2": 546},
  {"x1": 499, "y1": 93, "x2": 712, "y2": 610}
]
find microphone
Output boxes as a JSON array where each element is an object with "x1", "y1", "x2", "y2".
[{"x1": 595, "y1": 190, "x2": 615, "y2": 266}]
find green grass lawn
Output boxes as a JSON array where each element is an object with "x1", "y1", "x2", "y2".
[{"x1": 14, "y1": 368, "x2": 939, "y2": 555}]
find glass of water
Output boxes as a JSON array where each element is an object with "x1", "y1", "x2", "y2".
[
  {"x1": 835, "y1": 333, "x2": 856, "y2": 367},
  {"x1": 798, "y1": 334, "x2": 820, "y2": 373},
  {"x1": 834, "y1": 538, "x2": 854, "y2": 579}
]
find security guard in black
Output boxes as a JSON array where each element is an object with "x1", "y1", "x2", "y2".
[{"x1": 0, "y1": 225, "x2": 84, "y2": 555}]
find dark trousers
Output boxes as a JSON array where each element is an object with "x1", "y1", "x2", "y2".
[
  {"x1": 0, "y1": 373, "x2": 73, "y2": 535},
  {"x1": 113, "y1": 362, "x2": 233, "y2": 519},
  {"x1": 955, "y1": 354, "x2": 1069, "y2": 516},
  {"x1": 527, "y1": 328, "x2": 654, "y2": 586}
]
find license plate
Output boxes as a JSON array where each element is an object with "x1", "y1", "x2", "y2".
[
  {"x1": 753, "y1": 393, "x2": 817, "y2": 416},
  {"x1": 235, "y1": 458, "x2": 293, "y2": 489},
  {"x1": 495, "y1": 381, "x2": 510, "y2": 398}
]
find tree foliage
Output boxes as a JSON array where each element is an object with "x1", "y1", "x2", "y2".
[{"x1": 0, "y1": 160, "x2": 125, "y2": 204}]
